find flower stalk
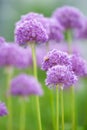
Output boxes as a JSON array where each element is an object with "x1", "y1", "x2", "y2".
[
  {"x1": 20, "y1": 98, "x2": 26, "y2": 130},
  {"x1": 31, "y1": 43, "x2": 42, "y2": 130},
  {"x1": 66, "y1": 30, "x2": 76, "y2": 130},
  {"x1": 60, "y1": 86, "x2": 64, "y2": 130},
  {"x1": 56, "y1": 85, "x2": 59, "y2": 130},
  {"x1": 6, "y1": 66, "x2": 13, "y2": 130}
]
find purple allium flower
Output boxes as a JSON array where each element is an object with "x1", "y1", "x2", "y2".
[
  {"x1": 52, "y1": 6, "x2": 84, "y2": 30},
  {"x1": 46, "y1": 65, "x2": 77, "y2": 88},
  {"x1": 17, "y1": 12, "x2": 44, "y2": 24},
  {"x1": 15, "y1": 16, "x2": 48, "y2": 45},
  {"x1": 76, "y1": 18, "x2": 87, "y2": 39},
  {"x1": 47, "y1": 18, "x2": 64, "y2": 42},
  {"x1": 70, "y1": 54, "x2": 87, "y2": 77},
  {"x1": 0, "y1": 36, "x2": 6, "y2": 46},
  {"x1": 42, "y1": 49, "x2": 71, "y2": 71},
  {"x1": 10, "y1": 74, "x2": 43, "y2": 96},
  {"x1": 19, "y1": 12, "x2": 46, "y2": 24},
  {"x1": 11, "y1": 45, "x2": 32, "y2": 68},
  {"x1": 0, "y1": 102, "x2": 8, "y2": 116},
  {"x1": 17, "y1": 12, "x2": 49, "y2": 34},
  {"x1": 0, "y1": 44, "x2": 8, "y2": 67},
  {"x1": 0, "y1": 43, "x2": 31, "y2": 68}
]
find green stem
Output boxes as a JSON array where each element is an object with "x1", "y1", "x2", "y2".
[
  {"x1": 66, "y1": 30, "x2": 76, "y2": 130},
  {"x1": 60, "y1": 87, "x2": 64, "y2": 130},
  {"x1": 49, "y1": 91, "x2": 55, "y2": 130},
  {"x1": 30, "y1": 43, "x2": 42, "y2": 130},
  {"x1": 46, "y1": 42, "x2": 55, "y2": 130},
  {"x1": 71, "y1": 86, "x2": 76, "y2": 130},
  {"x1": 6, "y1": 66, "x2": 13, "y2": 130},
  {"x1": 7, "y1": 96, "x2": 12, "y2": 130},
  {"x1": 30, "y1": 43, "x2": 37, "y2": 78},
  {"x1": 20, "y1": 98, "x2": 26, "y2": 130},
  {"x1": 56, "y1": 85, "x2": 59, "y2": 130},
  {"x1": 65, "y1": 30, "x2": 72, "y2": 54}
]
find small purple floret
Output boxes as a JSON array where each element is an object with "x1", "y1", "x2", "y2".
[{"x1": 0, "y1": 102, "x2": 8, "y2": 116}]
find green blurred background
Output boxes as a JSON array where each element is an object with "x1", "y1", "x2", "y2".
[
  {"x1": 0, "y1": 0, "x2": 87, "y2": 130},
  {"x1": 0, "y1": 0, "x2": 87, "y2": 41}
]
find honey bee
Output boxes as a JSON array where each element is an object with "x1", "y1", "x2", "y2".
[{"x1": 44, "y1": 56, "x2": 49, "y2": 61}]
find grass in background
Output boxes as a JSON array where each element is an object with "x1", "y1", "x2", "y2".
[{"x1": 0, "y1": 68, "x2": 86, "y2": 130}]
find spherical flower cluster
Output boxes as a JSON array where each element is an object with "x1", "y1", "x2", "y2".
[
  {"x1": 70, "y1": 54, "x2": 87, "y2": 77},
  {"x1": 18, "y1": 12, "x2": 50, "y2": 35},
  {"x1": 52, "y1": 6, "x2": 84, "y2": 30},
  {"x1": 15, "y1": 13, "x2": 48, "y2": 45},
  {"x1": 42, "y1": 49, "x2": 71, "y2": 71},
  {"x1": 10, "y1": 74, "x2": 43, "y2": 96},
  {"x1": 76, "y1": 18, "x2": 87, "y2": 39},
  {"x1": 18, "y1": 12, "x2": 45, "y2": 24},
  {"x1": 47, "y1": 18, "x2": 64, "y2": 42},
  {"x1": 0, "y1": 102, "x2": 8, "y2": 116},
  {"x1": 46, "y1": 65, "x2": 77, "y2": 88},
  {"x1": 0, "y1": 43, "x2": 31, "y2": 68},
  {"x1": 0, "y1": 44, "x2": 9, "y2": 67}
]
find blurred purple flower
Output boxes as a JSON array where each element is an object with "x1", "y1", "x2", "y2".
[
  {"x1": 0, "y1": 43, "x2": 31, "y2": 69},
  {"x1": 46, "y1": 65, "x2": 78, "y2": 88},
  {"x1": 47, "y1": 18, "x2": 64, "y2": 42},
  {"x1": 10, "y1": 74, "x2": 43, "y2": 96},
  {"x1": 70, "y1": 54, "x2": 87, "y2": 77},
  {"x1": 76, "y1": 18, "x2": 87, "y2": 39},
  {"x1": 0, "y1": 102, "x2": 8, "y2": 116},
  {"x1": 52, "y1": 6, "x2": 84, "y2": 30}
]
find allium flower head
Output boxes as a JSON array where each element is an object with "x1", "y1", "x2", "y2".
[
  {"x1": 17, "y1": 12, "x2": 49, "y2": 33},
  {"x1": 47, "y1": 18, "x2": 64, "y2": 42},
  {"x1": 42, "y1": 49, "x2": 71, "y2": 71},
  {"x1": 19, "y1": 12, "x2": 45, "y2": 24},
  {"x1": 15, "y1": 13, "x2": 48, "y2": 45},
  {"x1": 0, "y1": 102, "x2": 8, "y2": 116},
  {"x1": 46, "y1": 65, "x2": 77, "y2": 88},
  {"x1": 76, "y1": 18, "x2": 87, "y2": 39},
  {"x1": 52, "y1": 6, "x2": 84, "y2": 30},
  {"x1": 0, "y1": 43, "x2": 30, "y2": 68},
  {"x1": 11, "y1": 45, "x2": 32, "y2": 68},
  {"x1": 0, "y1": 44, "x2": 8, "y2": 67},
  {"x1": 10, "y1": 74, "x2": 43, "y2": 96},
  {"x1": 70, "y1": 54, "x2": 87, "y2": 77}
]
